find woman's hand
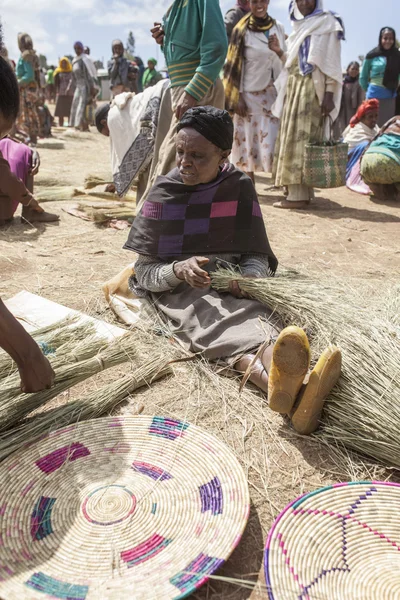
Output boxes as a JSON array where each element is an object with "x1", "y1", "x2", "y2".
[
  {"x1": 175, "y1": 92, "x2": 197, "y2": 120},
  {"x1": 29, "y1": 150, "x2": 40, "y2": 176},
  {"x1": 174, "y1": 257, "x2": 211, "y2": 289},
  {"x1": 151, "y1": 23, "x2": 165, "y2": 46},
  {"x1": 321, "y1": 91, "x2": 335, "y2": 116},
  {"x1": 18, "y1": 346, "x2": 55, "y2": 393},
  {"x1": 236, "y1": 94, "x2": 248, "y2": 118},
  {"x1": 268, "y1": 34, "x2": 282, "y2": 57},
  {"x1": 229, "y1": 280, "x2": 250, "y2": 299}
]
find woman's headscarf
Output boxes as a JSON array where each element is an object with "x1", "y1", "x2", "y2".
[
  {"x1": 288, "y1": 0, "x2": 344, "y2": 76},
  {"x1": 177, "y1": 106, "x2": 234, "y2": 151},
  {"x1": 142, "y1": 58, "x2": 159, "y2": 87},
  {"x1": 53, "y1": 57, "x2": 72, "y2": 77},
  {"x1": 366, "y1": 27, "x2": 400, "y2": 92},
  {"x1": 350, "y1": 99, "x2": 379, "y2": 128},
  {"x1": 223, "y1": 11, "x2": 276, "y2": 111},
  {"x1": 17, "y1": 32, "x2": 40, "y2": 80}
]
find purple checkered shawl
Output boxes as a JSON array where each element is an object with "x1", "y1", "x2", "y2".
[{"x1": 124, "y1": 164, "x2": 278, "y2": 272}]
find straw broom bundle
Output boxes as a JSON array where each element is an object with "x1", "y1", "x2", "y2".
[
  {"x1": 84, "y1": 174, "x2": 112, "y2": 189},
  {"x1": 0, "y1": 333, "x2": 138, "y2": 432},
  {"x1": 0, "y1": 355, "x2": 173, "y2": 461},
  {"x1": 35, "y1": 187, "x2": 79, "y2": 202},
  {"x1": 0, "y1": 331, "x2": 107, "y2": 391},
  {"x1": 0, "y1": 315, "x2": 91, "y2": 380},
  {"x1": 211, "y1": 270, "x2": 400, "y2": 468}
]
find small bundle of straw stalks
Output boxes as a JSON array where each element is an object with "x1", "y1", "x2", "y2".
[
  {"x1": 84, "y1": 174, "x2": 112, "y2": 189},
  {"x1": 0, "y1": 354, "x2": 172, "y2": 462},
  {"x1": 77, "y1": 202, "x2": 135, "y2": 224},
  {"x1": 0, "y1": 333, "x2": 139, "y2": 433},
  {"x1": 36, "y1": 187, "x2": 80, "y2": 202},
  {"x1": 211, "y1": 269, "x2": 400, "y2": 469}
]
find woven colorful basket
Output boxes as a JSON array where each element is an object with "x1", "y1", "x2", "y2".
[
  {"x1": 264, "y1": 481, "x2": 400, "y2": 599},
  {"x1": 0, "y1": 416, "x2": 249, "y2": 599}
]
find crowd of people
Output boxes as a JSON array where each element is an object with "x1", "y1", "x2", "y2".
[{"x1": 0, "y1": 0, "x2": 399, "y2": 431}]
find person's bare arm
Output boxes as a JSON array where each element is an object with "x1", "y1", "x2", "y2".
[
  {"x1": 0, "y1": 299, "x2": 55, "y2": 393},
  {"x1": 0, "y1": 154, "x2": 43, "y2": 212}
]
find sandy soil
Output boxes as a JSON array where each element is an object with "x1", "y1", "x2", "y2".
[{"x1": 0, "y1": 125, "x2": 399, "y2": 599}]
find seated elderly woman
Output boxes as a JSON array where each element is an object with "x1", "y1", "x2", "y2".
[
  {"x1": 342, "y1": 99, "x2": 380, "y2": 195},
  {"x1": 124, "y1": 106, "x2": 341, "y2": 435},
  {"x1": 360, "y1": 115, "x2": 400, "y2": 202}
]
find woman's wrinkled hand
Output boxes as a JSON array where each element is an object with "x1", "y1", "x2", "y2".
[
  {"x1": 174, "y1": 257, "x2": 211, "y2": 289},
  {"x1": 236, "y1": 94, "x2": 248, "y2": 118},
  {"x1": 228, "y1": 280, "x2": 250, "y2": 299}
]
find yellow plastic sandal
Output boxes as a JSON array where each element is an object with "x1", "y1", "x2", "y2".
[
  {"x1": 291, "y1": 345, "x2": 342, "y2": 435},
  {"x1": 267, "y1": 326, "x2": 311, "y2": 414}
]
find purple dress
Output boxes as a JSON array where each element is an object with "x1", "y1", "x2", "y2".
[{"x1": 0, "y1": 138, "x2": 32, "y2": 215}]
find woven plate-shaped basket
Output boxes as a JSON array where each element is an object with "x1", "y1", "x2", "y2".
[
  {"x1": 0, "y1": 416, "x2": 249, "y2": 599},
  {"x1": 264, "y1": 482, "x2": 400, "y2": 599}
]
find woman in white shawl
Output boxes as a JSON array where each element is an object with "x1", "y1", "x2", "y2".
[
  {"x1": 272, "y1": 0, "x2": 344, "y2": 208},
  {"x1": 69, "y1": 42, "x2": 96, "y2": 131}
]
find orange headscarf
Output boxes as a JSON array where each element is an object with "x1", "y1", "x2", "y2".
[{"x1": 350, "y1": 99, "x2": 380, "y2": 128}]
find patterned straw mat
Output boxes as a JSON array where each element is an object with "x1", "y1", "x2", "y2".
[
  {"x1": 265, "y1": 481, "x2": 400, "y2": 599},
  {"x1": 0, "y1": 416, "x2": 249, "y2": 599}
]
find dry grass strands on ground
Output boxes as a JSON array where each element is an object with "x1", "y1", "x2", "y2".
[
  {"x1": 211, "y1": 270, "x2": 400, "y2": 469},
  {"x1": 0, "y1": 356, "x2": 173, "y2": 462},
  {"x1": 0, "y1": 333, "x2": 139, "y2": 433},
  {"x1": 76, "y1": 202, "x2": 135, "y2": 224}
]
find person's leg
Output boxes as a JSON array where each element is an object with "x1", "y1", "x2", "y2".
[
  {"x1": 273, "y1": 184, "x2": 312, "y2": 209},
  {"x1": 0, "y1": 195, "x2": 15, "y2": 226},
  {"x1": 22, "y1": 176, "x2": 59, "y2": 223},
  {"x1": 59, "y1": 117, "x2": 64, "y2": 127}
]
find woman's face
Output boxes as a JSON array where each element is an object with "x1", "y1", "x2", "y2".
[
  {"x1": 112, "y1": 42, "x2": 124, "y2": 57},
  {"x1": 296, "y1": 0, "x2": 316, "y2": 17},
  {"x1": 176, "y1": 129, "x2": 229, "y2": 186},
  {"x1": 250, "y1": 0, "x2": 269, "y2": 18},
  {"x1": 381, "y1": 30, "x2": 395, "y2": 51},
  {"x1": 348, "y1": 64, "x2": 359, "y2": 79},
  {"x1": 148, "y1": 60, "x2": 155, "y2": 70},
  {"x1": 61, "y1": 59, "x2": 68, "y2": 70},
  {"x1": 361, "y1": 110, "x2": 379, "y2": 130},
  {"x1": 74, "y1": 44, "x2": 83, "y2": 56}
]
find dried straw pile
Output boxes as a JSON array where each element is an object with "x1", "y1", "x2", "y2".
[
  {"x1": 0, "y1": 333, "x2": 140, "y2": 433},
  {"x1": 211, "y1": 270, "x2": 400, "y2": 469},
  {"x1": 0, "y1": 354, "x2": 172, "y2": 461}
]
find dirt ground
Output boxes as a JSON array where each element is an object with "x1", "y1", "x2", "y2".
[{"x1": 0, "y1": 123, "x2": 399, "y2": 599}]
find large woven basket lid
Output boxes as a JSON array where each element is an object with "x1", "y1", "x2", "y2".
[
  {"x1": 264, "y1": 481, "x2": 400, "y2": 599},
  {"x1": 0, "y1": 415, "x2": 249, "y2": 599}
]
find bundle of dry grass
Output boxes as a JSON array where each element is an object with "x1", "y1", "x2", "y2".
[
  {"x1": 0, "y1": 333, "x2": 138, "y2": 432},
  {"x1": 35, "y1": 187, "x2": 80, "y2": 202},
  {"x1": 0, "y1": 315, "x2": 90, "y2": 380},
  {"x1": 84, "y1": 174, "x2": 112, "y2": 189},
  {"x1": 211, "y1": 270, "x2": 400, "y2": 469},
  {"x1": 0, "y1": 355, "x2": 172, "y2": 462},
  {"x1": 77, "y1": 202, "x2": 135, "y2": 224}
]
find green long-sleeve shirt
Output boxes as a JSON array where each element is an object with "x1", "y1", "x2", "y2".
[{"x1": 163, "y1": 0, "x2": 228, "y2": 101}]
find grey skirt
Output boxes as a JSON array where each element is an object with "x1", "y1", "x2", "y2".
[
  {"x1": 151, "y1": 283, "x2": 282, "y2": 361},
  {"x1": 378, "y1": 98, "x2": 396, "y2": 128},
  {"x1": 54, "y1": 95, "x2": 73, "y2": 118}
]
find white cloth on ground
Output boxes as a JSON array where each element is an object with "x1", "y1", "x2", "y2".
[{"x1": 272, "y1": 11, "x2": 343, "y2": 122}]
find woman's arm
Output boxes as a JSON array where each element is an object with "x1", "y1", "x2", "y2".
[
  {"x1": 359, "y1": 58, "x2": 371, "y2": 92},
  {"x1": 134, "y1": 255, "x2": 183, "y2": 292},
  {"x1": 0, "y1": 299, "x2": 55, "y2": 393},
  {"x1": 17, "y1": 60, "x2": 35, "y2": 85},
  {"x1": 239, "y1": 254, "x2": 274, "y2": 278}
]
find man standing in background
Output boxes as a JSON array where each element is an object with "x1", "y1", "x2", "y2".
[{"x1": 138, "y1": 0, "x2": 228, "y2": 208}]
